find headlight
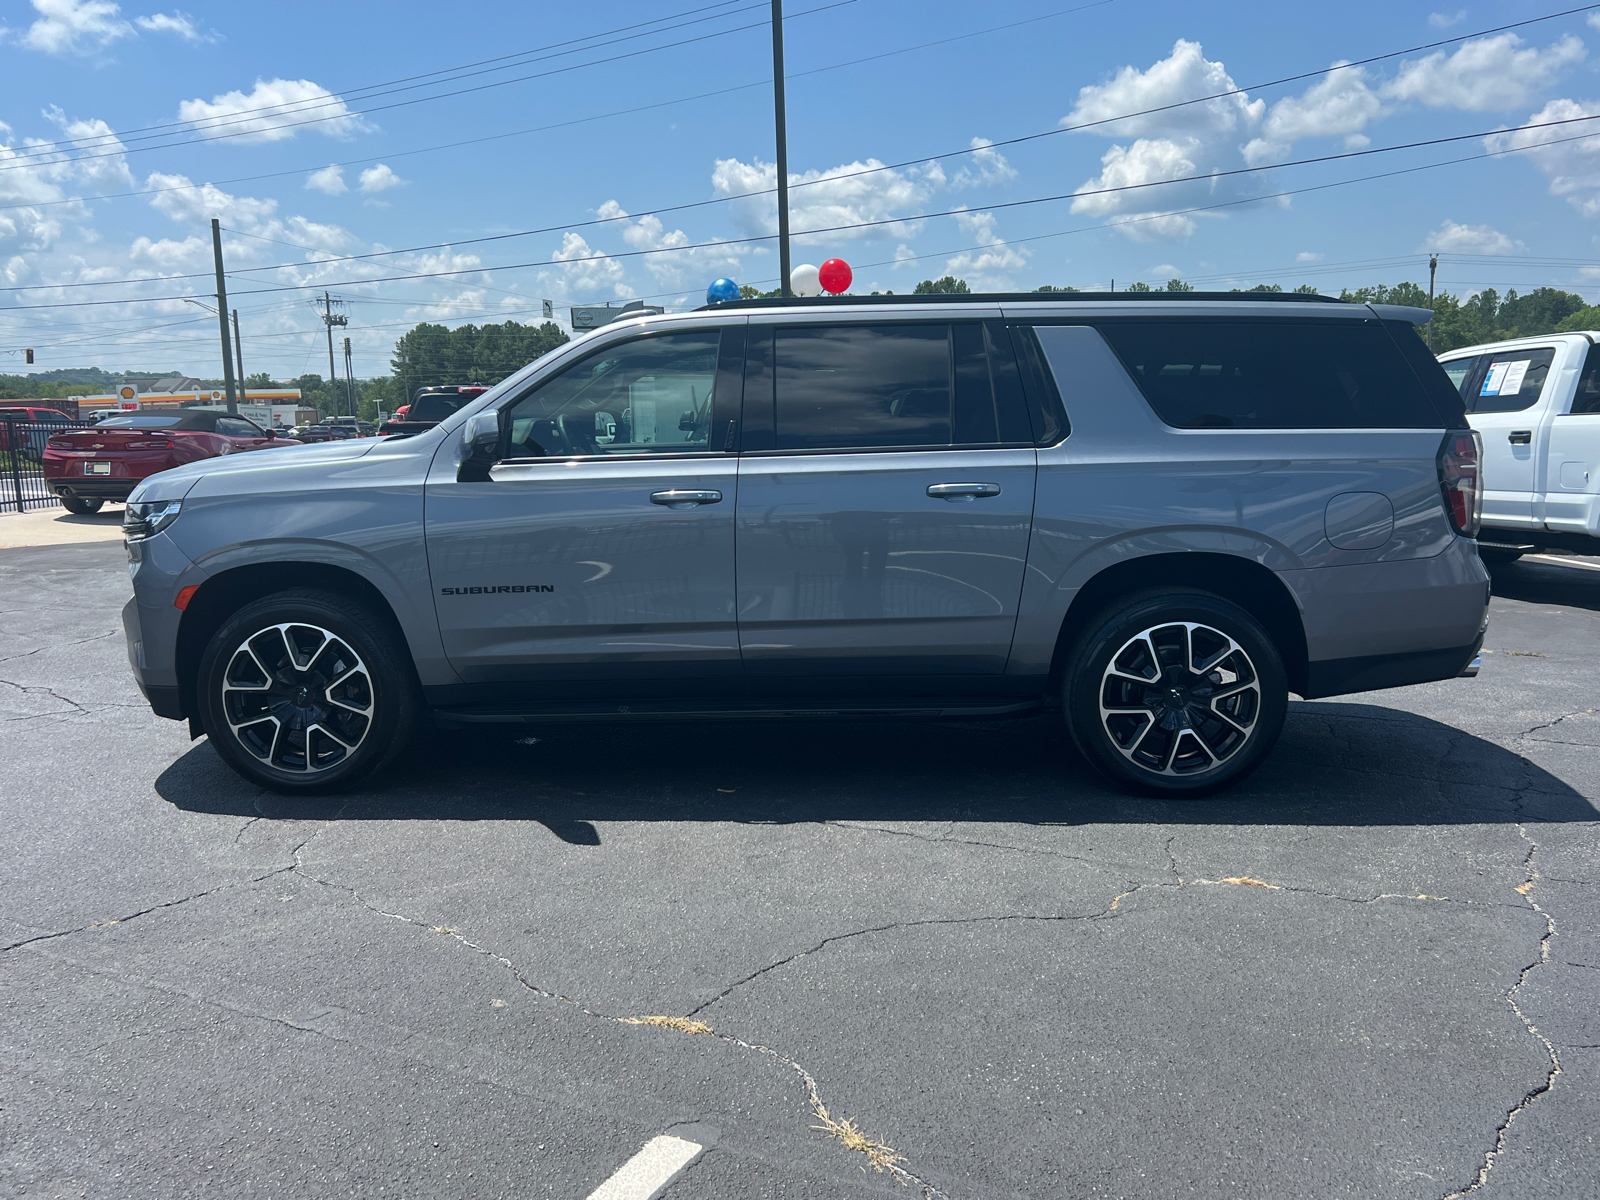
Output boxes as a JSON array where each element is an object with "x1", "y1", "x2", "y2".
[{"x1": 123, "y1": 499, "x2": 182, "y2": 541}]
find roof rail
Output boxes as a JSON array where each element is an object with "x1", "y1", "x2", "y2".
[{"x1": 695, "y1": 290, "x2": 1353, "y2": 312}]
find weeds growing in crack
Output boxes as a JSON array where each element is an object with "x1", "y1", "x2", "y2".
[
  {"x1": 813, "y1": 1103, "x2": 907, "y2": 1175},
  {"x1": 622, "y1": 1015, "x2": 712, "y2": 1034},
  {"x1": 1442, "y1": 825, "x2": 1563, "y2": 1199}
]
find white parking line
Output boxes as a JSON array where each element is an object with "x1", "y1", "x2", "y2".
[
  {"x1": 584, "y1": 1135, "x2": 704, "y2": 1200},
  {"x1": 1526, "y1": 554, "x2": 1600, "y2": 573}
]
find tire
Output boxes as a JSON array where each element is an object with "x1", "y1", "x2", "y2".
[
  {"x1": 61, "y1": 495, "x2": 103, "y2": 515},
  {"x1": 197, "y1": 589, "x2": 420, "y2": 793},
  {"x1": 1063, "y1": 588, "x2": 1288, "y2": 797}
]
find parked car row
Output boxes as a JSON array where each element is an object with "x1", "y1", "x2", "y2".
[
  {"x1": 120, "y1": 293, "x2": 1489, "y2": 799},
  {"x1": 43, "y1": 410, "x2": 300, "y2": 514}
]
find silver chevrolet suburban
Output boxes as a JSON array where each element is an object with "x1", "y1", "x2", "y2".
[{"x1": 120, "y1": 293, "x2": 1490, "y2": 797}]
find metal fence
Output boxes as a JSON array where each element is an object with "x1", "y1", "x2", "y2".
[{"x1": 0, "y1": 416, "x2": 99, "y2": 513}]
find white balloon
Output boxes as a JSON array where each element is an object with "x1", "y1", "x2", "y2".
[{"x1": 791, "y1": 263, "x2": 821, "y2": 297}]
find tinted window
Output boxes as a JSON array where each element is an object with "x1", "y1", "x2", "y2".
[
  {"x1": 216, "y1": 417, "x2": 260, "y2": 437},
  {"x1": 1471, "y1": 347, "x2": 1555, "y2": 414},
  {"x1": 506, "y1": 330, "x2": 721, "y2": 457},
  {"x1": 411, "y1": 394, "x2": 469, "y2": 423},
  {"x1": 95, "y1": 415, "x2": 185, "y2": 429},
  {"x1": 775, "y1": 324, "x2": 951, "y2": 450},
  {"x1": 1573, "y1": 344, "x2": 1600, "y2": 415},
  {"x1": 1096, "y1": 319, "x2": 1444, "y2": 429}
]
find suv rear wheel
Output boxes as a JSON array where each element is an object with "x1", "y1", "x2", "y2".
[
  {"x1": 1064, "y1": 588, "x2": 1287, "y2": 796},
  {"x1": 197, "y1": 589, "x2": 419, "y2": 793}
]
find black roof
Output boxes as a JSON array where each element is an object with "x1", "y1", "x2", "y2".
[{"x1": 697, "y1": 290, "x2": 1352, "y2": 312}]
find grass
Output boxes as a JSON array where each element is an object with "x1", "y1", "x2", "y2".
[
  {"x1": 812, "y1": 1102, "x2": 907, "y2": 1175},
  {"x1": 621, "y1": 1015, "x2": 712, "y2": 1034}
]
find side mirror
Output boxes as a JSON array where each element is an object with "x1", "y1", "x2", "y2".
[
  {"x1": 264, "y1": 428, "x2": 278, "y2": 439},
  {"x1": 457, "y1": 411, "x2": 502, "y2": 483}
]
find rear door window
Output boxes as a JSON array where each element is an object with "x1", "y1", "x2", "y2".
[
  {"x1": 1470, "y1": 347, "x2": 1556, "y2": 414},
  {"x1": 1572, "y1": 344, "x2": 1600, "y2": 415},
  {"x1": 774, "y1": 324, "x2": 951, "y2": 451},
  {"x1": 1440, "y1": 355, "x2": 1480, "y2": 397},
  {"x1": 1095, "y1": 319, "x2": 1444, "y2": 428}
]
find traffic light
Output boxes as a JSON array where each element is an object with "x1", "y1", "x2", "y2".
[{"x1": 24, "y1": 348, "x2": 33, "y2": 364}]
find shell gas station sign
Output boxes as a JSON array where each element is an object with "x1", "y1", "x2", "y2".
[{"x1": 118, "y1": 386, "x2": 138, "y2": 410}]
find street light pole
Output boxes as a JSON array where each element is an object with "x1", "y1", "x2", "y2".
[
  {"x1": 1427, "y1": 254, "x2": 1439, "y2": 351},
  {"x1": 771, "y1": 0, "x2": 792, "y2": 297}
]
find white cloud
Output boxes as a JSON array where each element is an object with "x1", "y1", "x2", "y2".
[
  {"x1": 1592, "y1": 14, "x2": 1600, "y2": 32},
  {"x1": 551, "y1": 231, "x2": 632, "y2": 299},
  {"x1": 1297, "y1": 251, "x2": 1323, "y2": 263},
  {"x1": 712, "y1": 155, "x2": 944, "y2": 244},
  {"x1": 616, "y1": 209, "x2": 743, "y2": 290},
  {"x1": 147, "y1": 171, "x2": 278, "y2": 227},
  {"x1": 1429, "y1": 10, "x2": 1466, "y2": 28},
  {"x1": 1065, "y1": 39, "x2": 1263, "y2": 139},
  {"x1": 178, "y1": 78, "x2": 366, "y2": 143},
  {"x1": 305, "y1": 164, "x2": 346, "y2": 195},
  {"x1": 1383, "y1": 34, "x2": 1585, "y2": 112},
  {"x1": 134, "y1": 11, "x2": 207, "y2": 41},
  {"x1": 1065, "y1": 40, "x2": 1269, "y2": 242},
  {"x1": 1420, "y1": 220, "x2": 1526, "y2": 254},
  {"x1": 357, "y1": 163, "x2": 401, "y2": 193},
  {"x1": 1485, "y1": 98, "x2": 1600, "y2": 216},
  {"x1": 128, "y1": 233, "x2": 206, "y2": 268},
  {"x1": 18, "y1": 0, "x2": 131, "y2": 54},
  {"x1": 5, "y1": 255, "x2": 30, "y2": 284},
  {"x1": 1243, "y1": 65, "x2": 1383, "y2": 165},
  {"x1": 942, "y1": 207, "x2": 1028, "y2": 286},
  {"x1": 953, "y1": 138, "x2": 1017, "y2": 188}
]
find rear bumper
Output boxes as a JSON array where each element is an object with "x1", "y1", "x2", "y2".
[
  {"x1": 1303, "y1": 634, "x2": 1485, "y2": 699},
  {"x1": 48, "y1": 478, "x2": 137, "y2": 501}
]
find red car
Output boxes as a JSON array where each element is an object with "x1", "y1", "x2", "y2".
[
  {"x1": 0, "y1": 405, "x2": 75, "y2": 458},
  {"x1": 43, "y1": 410, "x2": 299, "y2": 514}
]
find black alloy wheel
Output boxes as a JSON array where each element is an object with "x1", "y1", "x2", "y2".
[
  {"x1": 1064, "y1": 587, "x2": 1288, "y2": 796},
  {"x1": 198, "y1": 589, "x2": 419, "y2": 793}
]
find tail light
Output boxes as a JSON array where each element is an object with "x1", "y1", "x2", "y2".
[
  {"x1": 1438, "y1": 429, "x2": 1483, "y2": 537},
  {"x1": 47, "y1": 437, "x2": 72, "y2": 449},
  {"x1": 129, "y1": 440, "x2": 171, "y2": 449}
]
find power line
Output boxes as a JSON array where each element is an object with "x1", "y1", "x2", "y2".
[
  {"x1": 1, "y1": 1, "x2": 755, "y2": 161},
  {"x1": 7, "y1": 0, "x2": 1591, "y2": 299},
  {"x1": 0, "y1": 0, "x2": 859, "y2": 175},
  {"x1": 0, "y1": 0, "x2": 1120, "y2": 218}
]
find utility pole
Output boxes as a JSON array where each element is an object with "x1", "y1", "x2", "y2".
[
  {"x1": 210, "y1": 218, "x2": 237, "y2": 414},
  {"x1": 1427, "y1": 254, "x2": 1439, "y2": 351},
  {"x1": 231, "y1": 310, "x2": 246, "y2": 410},
  {"x1": 771, "y1": 0, "x2": 792, "y2": 297},
  {"x1": 343, "y1": 336, "x2": 355, "y2": 418},
  {"x1": 318, "y1": 292, "x2": 348, "y2": 417}
]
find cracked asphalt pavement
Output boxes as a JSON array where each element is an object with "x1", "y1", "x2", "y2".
[{"x1": 3, "y1": 539, "x2": 1599, "y2": 1199}]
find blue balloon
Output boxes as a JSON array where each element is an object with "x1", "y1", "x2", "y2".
[{"x1": 706, "y1": 277, "x2": 740, "y2": 305}]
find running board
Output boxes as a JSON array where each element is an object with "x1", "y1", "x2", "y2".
[
  {"x1": 1478, "y1": 538, "x2": 1539, "y2": 552},
  {"x1": 432, "y1": 697, "x2": 1045, "y2": 726}
]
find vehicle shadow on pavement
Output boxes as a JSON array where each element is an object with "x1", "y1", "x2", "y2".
[
  {"x1": 1488, "y1": 554, "x2": 1600, "y2": 611},
  {"x1": 154, "y1": 702, "x2": 1596, "y2": 844}
]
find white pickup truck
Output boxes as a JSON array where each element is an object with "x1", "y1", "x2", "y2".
[{"x1": 1438, "y1": 332, "x2": 1600, "y2": 561}]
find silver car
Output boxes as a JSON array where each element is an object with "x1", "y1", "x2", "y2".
[{"x1": 120, "y1": 293, "x2": 1490, "y2": 796}]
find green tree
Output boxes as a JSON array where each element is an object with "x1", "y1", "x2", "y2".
[
  {"x1": 1125, "y1": 281, "x2": 1152, "y2": 292},
  {"x1": 1165, "y1": 278, "x2": 1194, "y2": 292},
  {"x1": 913, "y1": 276, "x2": 970, "y2": 294},
  {"x1": 1293, "y1": 284, "x2": 1320, "y2": 295},
  {"x1": 739, "y1": 285, "x2": 782, "y2": 299},
  {"x1": 1034, "y1": 284, "x2": 1079, "y2": 293},
  {"x1": 243, "y1": 372, "x2": 276, "y2": 389},
  {"x1": 390, "y1": 319, "x2": 569, "y2": 401}
]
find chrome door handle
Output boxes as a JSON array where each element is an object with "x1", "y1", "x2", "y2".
[
  {"x1": 927, "y1": 482, "x2": 1001, "y2": 501},
  {"x1": 1508, "y1": 430, "x2": 1532, "y2": 444},
  {"x1": 650, "y1": 489, "x2": 722, "y2": 508}
]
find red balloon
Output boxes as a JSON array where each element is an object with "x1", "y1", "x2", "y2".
[{"x1": 818, "y1": 258, "x2": 852, "y2": 294}]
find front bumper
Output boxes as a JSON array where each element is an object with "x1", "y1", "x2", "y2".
[{"x1": 123, "y1": 531, "x2": 203, "y2": 721}]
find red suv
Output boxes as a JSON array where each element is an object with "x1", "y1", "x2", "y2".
[
  {"x1": 43, "y1": 410, "x2": 298, "y2": 514},
  {"x1": 0, "y1": 405, "x2": 76, "y2": 459}
]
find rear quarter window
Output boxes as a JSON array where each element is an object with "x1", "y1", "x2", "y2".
[{"x1": 1095, "y1": 319, "x2": 1447, "y2": 429}]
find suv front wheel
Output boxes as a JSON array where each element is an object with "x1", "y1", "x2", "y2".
[
  {"x1": 197, "y1": 589, "x2": 419, "y2": 793},
  {"x1": 1064, "y1": 588, "x2": 1287, "y2": 796}
]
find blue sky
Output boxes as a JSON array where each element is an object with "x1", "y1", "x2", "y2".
[{"x1": 3, "y1": 0, "x2": 1600, "y2": 379}]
